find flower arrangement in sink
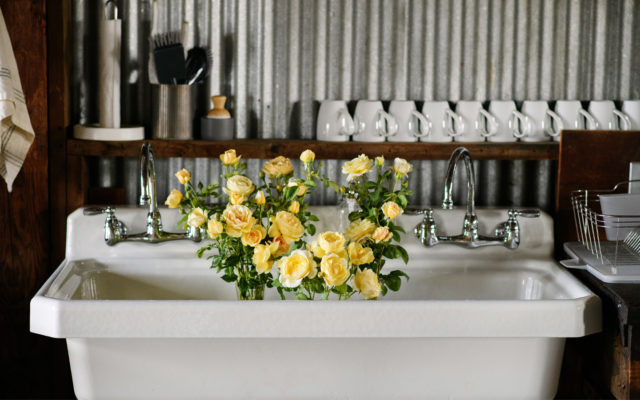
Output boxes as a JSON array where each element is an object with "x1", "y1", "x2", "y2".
[{"x1": 165, "y1": 150, "x2": 412, "y2": 300}]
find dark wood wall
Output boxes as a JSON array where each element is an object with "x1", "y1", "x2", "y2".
[{"x1": 0, "y1": 0, "x2": 73, "y2": 397}]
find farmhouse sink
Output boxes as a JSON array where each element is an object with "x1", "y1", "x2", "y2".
[{"x1": 31, "y1": 206, "x2": 601, "y2": 400}]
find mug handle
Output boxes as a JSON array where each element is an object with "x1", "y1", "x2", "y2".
[
  {"x1": 509, "y1": 110, "x2": 529, "y2": 138},
  {"x1": 375, "y1": 110, "x2": 399, "y2": 137},
  {"x1": 578, "y1": 109, "x2": 598, "y2": 129},
  {"x1": 477, "y1": 109, "x2": 498, "y2": 138},
  {"x1": 444, "y1": 109, "x2": 464, "y2": 137},
  {"x1": 613, "y1": 109, "x2": 631, "y2": 130},
  {"x1": 352, "y1": 114, "x2": 366, "y2": 137},
  {"x1": 408, "y1": 110, "x2": 431, "y2": 138},
  {"x1": 337, "y1": 108, "x2": 355, "y2": 136},
  {"x1": 544, "y1": 110, "x2": 563, "y2": 138}
]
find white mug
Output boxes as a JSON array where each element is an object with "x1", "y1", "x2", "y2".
[
  {"x1": 353, "y1": 100, "x2": 398, "y2": 142},
  {"x1": 453, "y1": 101, "x2": 497, "y2": 142},
  {"x1": 316, "y1": 100, "x2": 355, "y2": 141},
  {"x1": 515, "y1": 101, "x2": 562, "y2": 142},
  {"x1": 388, "y1": 100, "x2": 430, "y2": 142},
  {"x1": 588, "y1": 100, "x2": 631, "y2": 130},
  {"x1": 622, "y1": 100, "x2": 640, "y2": 130},
  {"x1": 554, "y1": 100, "x2": 597, "y2": 141},
  {"x1": 485, "y1": 100, "x2": 520, "y2": 142},
  {"x1": 421, "y1": 101, "x2": 458, "y2": 142}
]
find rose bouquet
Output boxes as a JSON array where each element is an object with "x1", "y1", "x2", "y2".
[
  {"x1": 274, "y1": 154, "x2": 413, "y2": 300},
  {"x1": 166, "y1": 149, "x2": 321, "y2": 299}
]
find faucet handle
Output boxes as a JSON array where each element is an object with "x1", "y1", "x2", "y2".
[
  {"x1": 405, "y1": 206, "x2": 430, "y2": 215},
  {"x1": 83, "y1": 206, "x2": 117, "y2": 216},
  {"x1": 508, "y1": 209, "x2": 540, "y2": 219}
]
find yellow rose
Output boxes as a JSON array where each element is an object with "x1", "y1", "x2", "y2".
[
  {"x1": 382, "y1": 201, "x2": 403, "y2": 220},
  {"x1": 353, "y1": 268, "x2": 381, "y2": 299},
  {"x1": 342, "y1": 154, "x2": 373, "y2": 181},
  {"x1": 241, "y1": 225, "x2": 267, "y2": 247},
  {"x1": 278, "y1": 250, "x2": 317, "y2": 288},
  {"x1": 268, "y1": 211, "x2": 304, "y2": 244},
  {"x1": 320, "y1": 253, "x2": 350, "y2": 286},
  {"x1": 269, "y1": 236, "x2": 290, "y2": 258},
  {"x1": 207, "y1": 218, "x2": 224, "y2": 239},
  {"x1": 288, "y1": 200, "x2": 300, "y2": 214},
  {"x1": 318, "y1": 231, "x2": 347, "y2": 258},
  {"x1": 287, "y1": 179, "x2": 308, "y2": 197},
  {"x1": 345, "y1": 219, "x2": 376, "y2": 243},
  {"x1": 223, "y1": 205, "x2": 256, "y2": 237},
  {"x1": 175, "y1": 169, "x2": 191, "y2": 184},
  {"x1": 254, "y1": 190, "x2": 266, "y2": 205},
  {"x1": 372, "y1": 226, "x2": 393, "y2": 243},
  {"x1": 187, "y1": 207, "x2": 208, "y2": 228},
  {"x1": 375, "y1": 156, "x2": 385, "y2": 167},
  {"x1": 348, "y1": 242, "x2": 375, "y2": 266},
  {"x1": 309, "y1": 240, "x2": 326, "y2": 259},
  {"x1": 263, "y1": 156, "x2": 294, "y2": 176},
  {"x1": 227, "y1": 192, "x2": 247, "y2": 205},
  {"x1": 164, "y1": 189, "x2": 183, "y2": 208},
  {"x1": 253, "y1": 244, "x2": 273, "y2": 274},
  {"x1": 225, "y1": 175, "x2": 255, "y2": 196},
  {"x1": 391, "y1": 157, "x2": 413, "y2": 176},
  {"x1": 300, "y1": 149, "x2": 315, "y2": 164},
  {"x1": 220, "y1": 149, "x2": 241, "y2": 165}
]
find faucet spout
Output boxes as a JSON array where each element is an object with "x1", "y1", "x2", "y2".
[{"x1": 442, "y1": 147, "x2": 475, "y2": 217}]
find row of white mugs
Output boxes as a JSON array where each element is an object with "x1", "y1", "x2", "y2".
[{"x1": 317, "y1": 99, "x2": 640, "y2": 142}]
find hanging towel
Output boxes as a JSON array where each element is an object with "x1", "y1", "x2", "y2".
[{"x1": 0, "y1": 6, "x2": 35, "y2": 192}]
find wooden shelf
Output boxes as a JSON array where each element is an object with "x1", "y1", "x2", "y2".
[{"x1": 67, "y1": 139, "x2": 558, "y2": 160}]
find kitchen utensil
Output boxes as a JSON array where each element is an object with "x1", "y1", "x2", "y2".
[
  {"x1": 388, "y1": 100, "x2": 430, "y2": 142},
  {"x1": 353, "y1": 100, "x2": 398, "y2": 142},
  {"x1": 421, "y1": 101, "x2": 458, "y2": 142},
  {"x1": 454, "y1": 101, "x2": 497, "y2": 142},
  {"x1": 150, "y1": 32, "x2": 186, "y2": 84},
  {"x1": 588, "y1": 100, "x2": 631, "y2": 130},
  {"x1": 516, "y1": 101, "x2": 562, "y2": 142},
  {"x1": 486, "y1": 101, "x2": 520, "y2": 142},
  {"x1": 185, "y1": 47, "x2": 211, "y2": 85},
  {"x1": 316, "y1": 100, "x2": 355, "y2": 141}
]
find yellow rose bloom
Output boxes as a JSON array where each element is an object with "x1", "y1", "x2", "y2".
[
  {"x1": 318, "y1": 231, "x2": 347, "y2": 258},
  {"x1": 220, "y1": 149, "x2": 241, "y2": 165},
  {"x1": 344, "y1": 219, "x2": 377, "y2": 243},
  {"x1": 222, "y1": 205, "x2": 256, "y2": 237},
  {"x1": 348, "y1": 242, "x2": 375, "y2": 266},
  {"x1": 175, "y1": 169, "x2": 191, "y2": 185},
  {"x1": 342, "y1": 154, "x2": 373, "y2": 181},
  {"x1": 225, "y1": 175, "x2": 255, "y2": 196},
  {"x1": 353, "y1": 268, "x2": 382, "y2": 299},
  {"x1": 269, "y1": 236, "x2": 290, "y2": 258},
  {"x1": 375, "y1": 156, "x2": 385, "y2": 167},
  {"x1": 287, "y1": 179, "x2": 308, "y2": 196},
  {"x1": 382, "y1": 201, "x2": 403, "y2": 220},
  {"x1": 391, "y1": 157, "x2": 413, "y2": 176},
  {"x1": 253, "y1": 244, "x2": 273, "y2": 274},
  {"x1": 288, "y1": 200, "x2": 300, "y2": 214},
  {"x1": 164, "y1": 189, "x2": 183, "y2": 208},
  {"x1": 241, "y1": 225, "x2": 267, "y2": 247},
  {"x1": 263, "y1": 156, "x2": 294, "y2": 176},
  {"x1": 320, "y1": 253, "x2": 350, "y2": 286},
  {"x1": 309, "y1": 240, "x2": 326, "y2": 259},
  {"x1": 187, "y1": 207, "x2": 208, "y2": 228},
  {"x1": 300, "y1": 149, "x2": 315, "y2": 164},
  {"x1": 268, "y1": 211, "x2": 304, "y2": 244},
  {"x1": 254, "y1": 190, "x2": 266, "y2": 205},
  {"x1": 372, "y1": 226, "x2": 393, "y2": 243},
  {"x1": 278, "y1": 250, "x2": 317, "y2": 288},
  {"x1": 207, "y1": 218, "x2": 224, "y2": 239},
  {"x1": 227, "y1": 192, "x2": 247, "y2": 205}
]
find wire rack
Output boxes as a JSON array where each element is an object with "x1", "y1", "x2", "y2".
[{"x1": 571, "y1": 182, "x2": 640, "y2": 269}]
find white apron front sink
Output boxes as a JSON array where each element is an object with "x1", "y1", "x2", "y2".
[{"x1": 31, "y1": 206, "x2": 601, "y2": 400}]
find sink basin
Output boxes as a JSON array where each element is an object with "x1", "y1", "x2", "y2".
[{"x1": 31, "y1": 206, "x2": 601, "y2": 399}]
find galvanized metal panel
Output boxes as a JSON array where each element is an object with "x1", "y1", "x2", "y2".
[{"x1": 74, "y1": 0, "x2": 640, "y2": 213}]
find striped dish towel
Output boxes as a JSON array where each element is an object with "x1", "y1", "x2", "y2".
[{"x1": 0, "y1": 6, "x2": 35, "y2": 192}]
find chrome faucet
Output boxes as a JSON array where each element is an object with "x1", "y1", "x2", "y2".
[
  {"x1": 412, "y1": 147, "x2": 539, "y2": 249},
  {"x1": 84, "y1": 143, "x2": 203, "y2": 245}
]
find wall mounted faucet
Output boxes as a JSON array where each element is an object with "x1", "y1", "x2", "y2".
[
  {"x1": 84, "y1": 143, "x2": 203, "y2": 245},
  {"x1": 411, "y1": 147, "x2": 539, "y2": 249}
]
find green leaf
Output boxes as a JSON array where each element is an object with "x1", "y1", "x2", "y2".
[
  {"x1": 321, "y1": 291, "x2": 330, "y2": 300},
  {"x1": 295, "y1": 292, "x2": 310, "y2": 300},
  {"x1": 308, "y1": 214, "x2": 319, "y2": 222},
  {"x1": 386, "y1": 275, "x2": 402, "y2": 291},
  {"x1": 277, "y1": 287, "x2": 286, "y2": 300},
  {"x1": 221, "y1": 273, "x2": 237, "y2": 283},
  {"x1": 307, "y1": 224, "x2": 316, "y2": 236},
  {"x1": 398, "y1": 246, "x2": 409, "y2": 264},
  {"x1": 390, "y1": 269, "x2": 410, "y2": 281}
]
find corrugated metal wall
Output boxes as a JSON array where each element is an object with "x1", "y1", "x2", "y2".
[{"x1": 72, "y1": 0, "x2": 640, "y2": 212}]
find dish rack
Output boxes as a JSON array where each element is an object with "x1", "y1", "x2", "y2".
[{"x1": 562, "y1": 181, "x2": 640, "y2": 283}]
